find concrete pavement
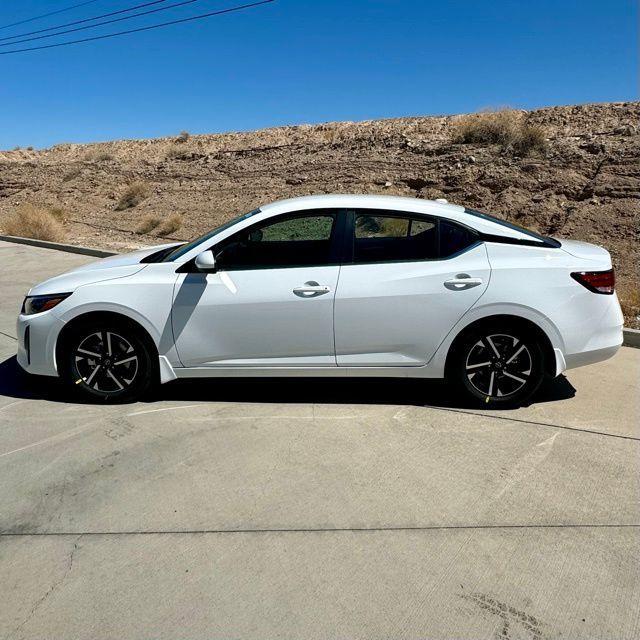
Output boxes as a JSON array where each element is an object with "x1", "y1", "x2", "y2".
[{"x1": 0, "y1": 240, "x2": 638, "y2": 639}]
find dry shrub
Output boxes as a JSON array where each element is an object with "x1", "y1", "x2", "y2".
[
  {"x1": 619, "y1": 285, "x2": 640, "y2": 324},
  {"x1": 177, "y1": 131, "x2": 190, "y2": 143},
  {"x1": 116, "y1": 181, "x2": 150, "y2": 210},
  {"x1": 453, "y1": 109, "x2": 547, "y2": 156},
  {"x1": 62, "y1": 168, "x2": 81, "y2": 182},
  {"x1": 512, "y1": 124, "x2": 547, "y2": 156},
  {"x1": 95, "y1": 151, "x2": 113, "y2": 162},
  {"x1": 49, "y1": 206, "x2": 67, "y2": 222},
  {"x1": 3, "y1": 203, "x2": 66, "y2": 242},
  {"x1": 166, "y1": 145, "x2": 187, "y2": 160},
  {"x1": 156, "y1": 213, "x2": 183, "y2": 237},
  {"x1": 453, "y1": 109, "x2": 520, "y2": 146},
  {"x1": 136, "y1": 214, "x2": 161, "y2": 234}
]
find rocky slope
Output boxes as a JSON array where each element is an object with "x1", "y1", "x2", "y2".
[{"x1": 1, "y1": 101, "x2": 638, "y2": 323}]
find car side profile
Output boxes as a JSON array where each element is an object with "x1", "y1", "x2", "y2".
[{"x1": 17, "y1": 195, "x2": 623, "y2": 406}]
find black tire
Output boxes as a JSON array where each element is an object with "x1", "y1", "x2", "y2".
[
  {"x1": 449, "y1": 323, "x2": 545, "y2": 408},
  {"x1": 60, "y1": 320, "x2": 156, "y2": 402}
]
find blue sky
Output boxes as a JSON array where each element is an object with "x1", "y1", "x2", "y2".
[{"x1": 0, "y1": 0, "x2": 637, "y2": 148}]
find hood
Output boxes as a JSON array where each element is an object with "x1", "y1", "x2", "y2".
[
  {"x1": 560, "y1": 239, "x2": 612, "y2": 267},
  {"x1": 27, "y1": 243, "x2": 179, "y2": 296}
]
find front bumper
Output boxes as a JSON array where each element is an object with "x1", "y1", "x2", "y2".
[{"x1": 16, "y1": 312, "x2": 65, "y2": 377}]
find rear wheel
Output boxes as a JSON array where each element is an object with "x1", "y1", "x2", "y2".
[
  {"x1": 61, "y1": 321, "x2": 155, "y2": 402},
  {"x1": 451, "y1": 325, "x2": 545, "y2": 407}
]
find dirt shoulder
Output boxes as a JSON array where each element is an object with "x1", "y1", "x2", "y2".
[{"x1": 1, "y1": 102, "x2": 638, "y2": 324}]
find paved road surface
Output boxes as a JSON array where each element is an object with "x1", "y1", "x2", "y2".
[{"x1": 0, "y1": 240, "x2": 638, "y2": 639}]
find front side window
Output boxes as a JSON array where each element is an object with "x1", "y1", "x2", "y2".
[
  {"x1": 353, "y1": 211, "x2": 438, "y2": 263},
  {"x1": 215, "y1": 212, "x2": 337, "y2": 269}
]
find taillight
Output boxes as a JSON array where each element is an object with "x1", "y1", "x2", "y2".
[{"x1": 571, "y1": 269, "x2": 615, "y2": 294}]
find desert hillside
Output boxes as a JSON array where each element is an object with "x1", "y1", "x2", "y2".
[{"x1": 1, "y1": 102, "x2": 638, "y2": 323}]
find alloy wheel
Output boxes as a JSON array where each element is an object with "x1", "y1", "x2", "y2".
[
  {"x1": 465, "y1": 333, "x2": 532, "y2": 398},
  {"x1": 73, "y1": 331, "x2": 139, "y2": 394}
]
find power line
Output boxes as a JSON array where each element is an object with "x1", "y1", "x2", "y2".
[
  {"x1": 0, "y1": 0, "x2": 170, "y2": 43},
  {"x1": 1, "y1": 0, "x2": 204, "y2": 47},
  {"x1": 0, "y1": 0, "x2": 275, "y2": 55},
  {"x1": 0, "y1": 1, "x2": 103, "y2": 31}
]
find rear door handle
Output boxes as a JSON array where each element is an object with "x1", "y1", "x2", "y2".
[
  {"x1": 293, "y1": 281, "x2": 331, "y2": 297},
  {"x1": 444, "y1": 274, "x2": 483, "y2": 290}
]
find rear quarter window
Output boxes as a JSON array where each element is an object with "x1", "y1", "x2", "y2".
[{"x1": 439, "y1": 220, "x2": 478, "y2": 257}]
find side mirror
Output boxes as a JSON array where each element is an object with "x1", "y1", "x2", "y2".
[{"x1": 194, "y1": 251, "x2": 217, "y2": 272}]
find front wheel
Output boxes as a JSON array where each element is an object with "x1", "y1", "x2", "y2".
[
  {"x1": 450, "y1": 325, "x2": 545, "y2": 408},
  {"x1": 60, "y1": 321, "x2": 156, "y2": 402}
]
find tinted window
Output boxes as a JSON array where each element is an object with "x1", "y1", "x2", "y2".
[
  {"x1": 465, "y1": 207, "x2": 561, "y2": 247},
  {"x1": 439, "y1": 219, "x2": 477, "y2": 257},
  {"x1": 215, "y1": 212, "x2": 337, "y2": 269},
  {"x1": 353, "y1": 211, "x2": 437, "y2": 263},
  {"x1": 165, "y1": 208, "x2": 261, "y2": 262}
]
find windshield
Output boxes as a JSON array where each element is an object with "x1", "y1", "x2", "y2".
[
  {"x1": 465, "y1": 208, "x2": 561, "y2": 248},
  {"x1": 162, "y1": 208, "x2": 261, "y2": 262}
]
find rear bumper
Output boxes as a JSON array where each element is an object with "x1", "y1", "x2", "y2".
[
  {"x1": 562, "y1": 295, "x2": 624, "y2": 371},
  {"x1": 16, "y1": 312, "x2": 64, "y2": 377},
  {"x1": 565, "y1": 343, "x2": 622, "y2": 370}
]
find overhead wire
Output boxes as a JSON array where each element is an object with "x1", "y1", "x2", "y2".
[
  {"x1": 0, "y1": 0, "x2": 171, "y2": 43},
  {"x1": 0, "y1": 1, "x2": 104, "y2": 31},
  {"x1": 1, "y1": 0, "x2": 207, "y2": 47},
  {"x1": 0, "y1": 0, "x2": 275, "y2": 55}
]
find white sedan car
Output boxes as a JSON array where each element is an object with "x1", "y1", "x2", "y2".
[{"x1": 17, "y1": 194, "x2": 623, "y2": 406}]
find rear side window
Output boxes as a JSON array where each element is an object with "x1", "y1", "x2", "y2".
[
  {"x1": 352, "y1": 210, "x2": 475, "y2": 263},
  {"x1": 353, "y1": 212, "x2": 438, "y2": 263},
  {"x1": 215, "y1": 212, "x2": 337, "y2": 269}
]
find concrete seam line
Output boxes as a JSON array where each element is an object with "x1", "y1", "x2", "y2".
[
  {"x1": 0, "y1": 330, "x2": 17, "y2": 341},
  {"x1": 1, "y1": 523, "x2": 639, "y2": 537},
  {"x1": 429, "y1": 406, "x2": 640, "y2": 442},
  {"x1": 0, "y1": 234, "x2": 117, "y2": 258}
]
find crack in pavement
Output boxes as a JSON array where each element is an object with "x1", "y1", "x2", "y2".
[
  {"x1": 9, "y1": 534, "x2": 82, "y2": 638},
  {"x1": 428, "y1": 406, "x2": 640, "y2": 442},
  {"x1": 1, "y1": 524, "x2": 638, "y2": 538}
]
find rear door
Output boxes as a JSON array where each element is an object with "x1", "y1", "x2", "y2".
[{"x1": 334, "y1": 210, "x2": 490, "y2": 366}]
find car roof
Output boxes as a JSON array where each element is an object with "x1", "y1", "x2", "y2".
[
  {"x1": 260, "y1": 193, "x2": 465, "y2": 216},
  {"x1": 259, "y1": 194, "x2": 532, "y2": 241}
]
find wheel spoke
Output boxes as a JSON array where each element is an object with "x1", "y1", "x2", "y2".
[
  {"x1": 466, "y1": 361, "x2": 491, "y2": 370},
  {"x1": 106, "y1": 331, "x2": 113, "y2": 356},
  {"x1": 506, "y1": 344, "x2": 525, "y2": 364},
  {"x1": 114, "y1": 355, "x2": 137, "y2": 366},
  {"x1": 485, "y1": 336, "x2": 502, "y2": 359},
  {"x1": 85, "y1": 364, "x2": 101, "y2": 385},
  {"x1": 487, "y1": 371, "x2": 495, "y2": 396},
  {"x1": 503, "y1": 370, "x2": 526, "y2": 384},
  {"x1": 106, "y1": 369, "x2": 124, "y2": 390},
  {"x1": 77, "y1": 348, "x2": 100, "y2": 358}
]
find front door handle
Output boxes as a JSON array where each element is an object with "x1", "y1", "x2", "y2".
[
  {"x1": 444, "y1": 274, "x2": 483, "y2": 290},
  {"x1": 293, "y1": 281, "x2": 331, "y2": 297}
]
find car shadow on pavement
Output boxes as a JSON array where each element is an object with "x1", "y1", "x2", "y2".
[{"x1": 0, "y1": 354, "x2": 576, "y2": 410}]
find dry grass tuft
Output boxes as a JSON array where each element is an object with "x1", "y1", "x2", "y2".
[
  {"x1": 3, "y1": 203, "x2": 66, "y2": 242},
  {"x1": 166, "y1": 145, "x2": 188, "y2": 160},
  {"x1": 116, "y1": 181, "x2": 150, "y2": 210},
  {"x1": 452, "y1": 109, "x2": 547, "y2": 156},
  {"x1": 156, "y1": 213, "x2": 183, "y2": 237},
  {"x1": 177, "y1": 131, "x2": 190, "y2": 143},
  {"x1": 49, "y1": 206, "x2": 67, "y2": 222},
  {"x1": 94, "y1": 151, "x2": 114, "y2": 162},
  {"x1": 619, "y1": 285, "x2": 640, "y2": 324},
  {"x1": 136, "y1": 214, "x2": 161, "y2": 234}
]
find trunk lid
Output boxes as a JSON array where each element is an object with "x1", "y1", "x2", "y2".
[{"x1": 560, "y1": 239, "x2": 612, "y2": 267}]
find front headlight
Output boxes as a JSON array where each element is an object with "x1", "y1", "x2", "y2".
[{"x1": 21, "y1": 293, "x2": 72, "y2": 315}]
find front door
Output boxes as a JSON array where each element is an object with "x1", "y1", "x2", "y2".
[
  {"x1": 334, "y1": 210, "x2": 490, "y2": 366},
  {"x1": 172, "y1": 210, "x2": 342, "y2": 368}
]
